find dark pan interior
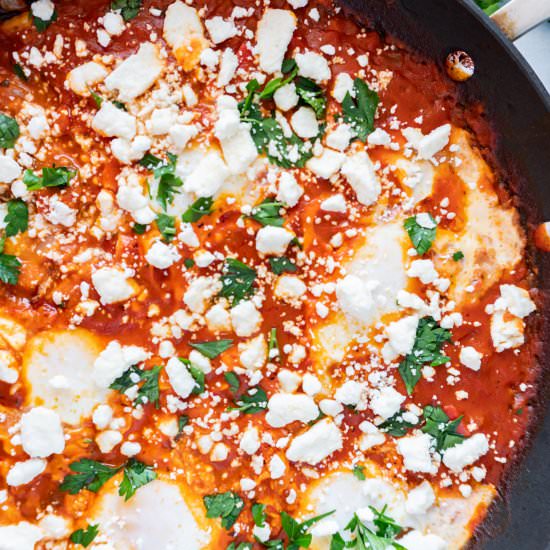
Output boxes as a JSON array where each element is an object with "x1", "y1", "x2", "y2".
[{"x1": 338, "y1": 0, "x2": 550, "y2": 548}]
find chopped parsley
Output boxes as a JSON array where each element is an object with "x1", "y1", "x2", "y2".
[
  {"x1": 219, "y1": 258, "x2": 257, "y2": 305},
  {"x1": 5, "y1": 199, "x2": 28, "y2": 237},
  {"x1": 258, "y1": 59, "x2": 298, "y2": 100},
  {"x1": 13, "y1": 63, "x2": 28, "y2": 82},
  {"x1": 140, "y1": 153, "x2": 183, "y2": 210},
  {"x1": 224, "y1": 371, "x2": 240, "y2": 393},
  {"x1": 421, "y1": 405, "x2": 465, "y2": 452},
  {"x1": 59, "y1": 459, "x2": 120, "y2": 494},
  {"x1": 352, "y1": 465, "x2": 366, "y2": 480},
  {"x1": 269, "y1": 256, "x2": 297, "y2": 275},
  {"x1": 203, "y1": 491, "x2": 244, "y2": 529},
  {"x1": 378, "y1": 410, "x2": 417, "y2": 437},
  {"x1": 342, "y1": 78, "x2": 380, "y2": 142},
  {"x1": 177, "y1": 414, "x2": 189, "y2": 435},
  {"x1": 252, "y1": 502, "x2": 267, "y2": 527},
  {"x1": 109, "y1": 365, "x2": 163, "y2": 407},
  {"x1": 32, "y1": 8, "x2": 58, "y2": 31},
  {"x1": 156, "y1": 213, "x2": 176, "y2": 242},
  {"x1": 231, "y1": 386, "x2": 268, "y2": 414},
  {"x1": 189, "y1": 339, "x2": 233, "y2": 358},
  {"x1": 133, "y1": 223, "x2": 147, "y2": 235},
  {"x1": 453, "y1": 250, "x2": 464, "y2": 261},
  {"x1": 179, "y1": 358, "x2": 205, "y2": 395},
  {"x1": 23, "y1": 166, "x2": 76, "y2": 190},
  {"x1": 268, "y1": 327, "x2": 280, "y2": 360},
  {"x1": 295, "y1": 76, "x2": 327, "y2": 118},
  {"x1": 111, "y1": 0, "x2": 142, "y2": 21},
  {"x1": 70, "y1": 524, "x2": 99, "y2": 548},
  {"x1": 331, "y1": 507, "x2": 404, "y2": 550},
  {"x1": 0, "y1": 113, "x2": 19, "y2": 149},
  {"x1": 274, "y1": 510, "x2": 335, "y2": 549},
  {"x1": 398, "y1": 316, "x2": 452, "y2": 394},
  {"x1": 227, "y1": 544, "x2": 253, "y2": 550},
  {"x1": 181, "y1": 196, "x2": 214, "y2": 223},
  {"x1": 184, "y1": 258, "x2": 195, "y2": 268},
  {"x1": 119, "y1": 459, "x2": 156, "y2": 501},
  {"x1": 249, "y1": 198, "x2": 285, "y2": 227},
  {"x1": 404, "y1": 214, "x2": 437, "y2": 255},
  {"x1": 0, "y1": 237, "x2": 21, "y2": 285}
]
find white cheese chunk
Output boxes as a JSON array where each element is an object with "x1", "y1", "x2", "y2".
[
  {"x1": 240, "y1": 426, "x2": 261, "y2": 455},
  {"x1": 145, "y1": 240, "x2": 181, "y2": 269},
  {"x1": 185, "y1": 151, "x2": 230, "y2": 197},
  {"x1": 307, "y1": 148, "x2": 346, "y2": 179},
  {"x1": 256, "y1": 226, "x2": 294, "y2": 256},
  {"x1": 407, "y1": 259, "x2": 438, "y2": 285},
  {"x1": 217, "y1": 48, "x2": 239, "y2": 87},
  {"x1": 163, "y1": 1, "x2": 205, "y2": 60},
  {"x1": 331, "y1": 72, "x2": 354, "y2": 103},
  {"x1": 341, "y1": 151, "x2": 381, "y2": 206},
  {"x1": 274, "y1": 275, "x2": 307, "y2": 303},
  {"x1": 276, "y1": 172, "x2": 303, "y2": 207},
  {"x1": 239, "y1": 334, "x2": 267, "y2": 371},
  {"x1": 66, "y1": 61, "x2": 108, "y2": 95},
  {"x1": 459, "y1": 346, "x2": 482, "y2": 371},
  {"x1": 104, "y1": 42, "x2": 164, "y2": 101},
  {"x1": 205, "y1": 16, "x2": 238, "y2": 44},
  {"x1": 165, "y1": 356, "x2": 196, "y2": 399},
  {"x1": 266, "y1": 392, "x2": 319, "y2": 427},
  {"x1": 231, "y1": 300, "x2": 262, "y2": 337},
  {"x1": 92, "y1": 267, "x2": 135, "y2": 305},
  {"x1": 286, "y1": 418, "x2": 343, "y2": 465},
  {"x1": 326, "y1": 123, "x2": 353, "y2": 151},
  {"x1": 490, "y1": 311, "x2": 525, "y2": 352},
  {"x1": 0, "y1": 155, "x2": 22, "y2": 183},
  {"x1": 256, "y1": 9, "x2": 297, "y2": 74},
  {"x1": 320, "y1": 193, "x2": 347, "y2": 213},
  {"x1": 6, "y1": 459, "x2": 47, "y2": 487},
  {"x1": 369, "y1": 386, "x2": 405, "y2": 420},
  {"x1": 183, "y1": 276, "x2": 221, "y2": 314},
  {"x1": 384, "y1": 315, "x2": 419, "y2": 359},
  {"x1": 442, "y1": 433, "x2": 489, "y2": 472},
  {"x1": 496, "y1": 284, "x2": 536, "y2": 318},
  {"x1": 92, "y1": 102, "x2": 137, "y2": 140},
  {"x1": 93, "y1": 341, "x2": 149, "y2": 388},
  {"x1": 290, "y1": 107, "x2": 319, "y2": 139},
  {"x1": 396, "y1": 433, "x2": 438, "y2": 474},
  {"x1": 20, "y1": 407, "x2": 65, "y2": 458},
  {"x1": 30, "y1": 0, "x2": 54, "y2": 21},
  {"x1": 398, "y1": 531, "x2": 447, "y2": 550},
  {"x1": 0, "y1": 521, "x2": 44, "y2": 549},
  {"x1": 405, "y1": 481, "x2": 436, "y2": 515},
  {"x1": 274, "y1": 82, "x2": 299, "y2": 111},
  {"x1": 295, "y1": 51, "x2": 331, "y2": 82}
]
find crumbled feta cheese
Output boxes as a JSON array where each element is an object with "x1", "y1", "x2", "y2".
[
  {"x1": 320, "y1": 193, "x2": 347, "y2": 213},
  {"x1": 274, "y1": 275, "x2": 307, "y2": 303},
  {"x1": 45, "y1": 196, "x2": 76, "y2": 227},
  {"x1": 6, "y1": 459, "x2": 46, "y2": 487},
  {"x1": 341, "y1": 151, "x2": 381, "y2": 206},
  {"x1": 92, "y1": 102, "x2": 136, "y2": 140},
  {"x1": 407, "y1": 259, "x2": 438, "y2": 285},
  {"x1": 331, "y1": 72, "x2": 353, "y2": 103},
  {"x1": 217, "y1": 48, "x2": 239, "y2": 87},
  {"x1": 490, "y1": 311, "x2": 525, "y2": 352},
  {"x1": 405, "y1": 481, "x2": 436, "y2": 515},
  {"x1": 274, "y1": 83, "x2": 299, "y2": 111},
  {"x1": 205, "y1": 303, "x2": 231, "y2": 332},
  {"x1": 92, "y1": 267, "x2": 135, "y2": 305},
  {"x1": 326, "y1": 123, "x2": 353, "y2": 151},
  {"x1": 336, "y1": 274, "x2": 375, "y2": 323},
  {"x1": 398, "y1": 531, "x2": 446, "y2": 550},
  {"x1": 370, "y1": 386, "x2": 405, "y2": 419},
  {"x1": 93, "y1": 341, "x2": 149, "y2": 388},
  {"x1": 183, "y1": 276, "x2": 221, "y2": 314},
  {"x1": 92, "y1": 404, "x2": 113, "y2": 430},
  {"x1": 240, "y1": 426, "x2": 261, "y2": 455},
  {"x1": 396, "y1": 433, "x2": 438, "y2": 474},
  {"x1": 96, "y1": 430, "x2": 122, "y2": 453},
  {"x1": 256, "y1": 9, "x2": 296, "y2": 73},
  {"x1": 459, "y1": 346, "x2": 482, "y2": 371},
  {"x1": 256, "y1": 226, "x2": 294, "y2": 256},
  {"x1": 266, "y1": 392, "x2": 319, "y2": 427},
  {"x1": 20, "y1": 407, "x2": 65, "y2": 458},
  {"x1": 276, "y1": 172, "x2": 303, "y2": 207},
  {"x1": 269, "y1": 454, "x2": 286, "y2": 479},
  {"x1": 383, "y1": 315, "x2": 419, "y2": 359},
  {"x1": 185, "y1": 151, "x2": 229, "y2": 197},
  {"x1": 290, "y1": 107, "x2": 319, "y2": 139},
  {"x1": 231, "y1": 300, "x2": 262, "y2": 337},
  {"x1": 66, "y1": 61, "x2": 108, "y2": 96},
  {"x1": 278, "y1": 370, "x2": 302, "y2": 393},
  {"x1": 0, "y1": 155, "x2": 22, "y2": 183},
  {"x1": 295, "y1": 51, "x2": 331, "y2": 82},
  {"x1": 145, "y1": 240, "x2": 181, "y2": 269},
  {"x1": 307, "y1": 148, "x2": 346, "y2": 179},
  {"x1": 496, "y1": 284, "x2": 536, "y2": 318},
  {"x1": 286, "y1": 418, "x2": 343, "y2": 464},
  {"x1": 417, "y1": 124, "x2": 451, "y2": 160},
  {"x1": 30, "y1": 0, "x2": 55, "y2": 21},
  {"x1": 239, "y1": 334, "x2": 267, "y2": 370},
  {"x1": 166, "y1": 356, "x2": 196, "y2": 399},
  {"x1": 442, "y1": 433, "x2": 489, "y2": 472},
  {"x1": 205, "y1": 16, "x2": 238, "y2": 44}
]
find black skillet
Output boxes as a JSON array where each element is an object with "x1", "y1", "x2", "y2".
[
  {"x1": 337, "y1": 1, "x2": 550, "y2": 548},
  {"x1": 1, "y1": 0, "x2": 549, "y2": 547}
]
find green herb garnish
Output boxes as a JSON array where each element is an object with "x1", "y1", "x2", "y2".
[
  {"x1": 70, "y1": 524, "x2": 99, "y2": 547},
  {"x1": 219, "y1": 258, "x2": 257, "y2": 305},
  {"x1": 111, "y1": 0, "x2": 142, "y2": 21},
  {"x1": 269, "y1": 256, "x2": 297, "y2": 275},
  {"x1": 203, "y1": 491, "x2": 244, "y2": 529},
  {"x1": 23, "y1": 166, "x2": 76, "y2": 190},
  {"x1": 404, "y1": 214, "x2": 437, "y2": 255},
  {"x1": 421, "y1": 405, "x2": 465, "y2": 452},
  {"x1": 0, "y1": 113, "x2": 19, "y2": 148},
  {"x1": 181, "y1": 196, "x2": 214, "y2": 223},
  {"x1": 342, "y1": 78, "x2": 380, "y2": 142},
  {"x1": 189, "y1": 339, "x2": 233, "y2": 359}
]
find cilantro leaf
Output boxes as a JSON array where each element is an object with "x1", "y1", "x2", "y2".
[
  {"x1": 70, "y1": 524, "x2": 99, "y2": 548},
  {"x1": 453, "y1": 250, "x2": 464, "y2": 261},
  {"x1": 139, "y1": 153, "x2": 163, "y2": 170},
  {"x1": 219, "y1": 258, "x2": 257, "y2": 305},
  {"x1": 295, "y1": 76, "x2": 327, "y2": 118},
  {"x1": 60, "y1": 459, "x2": 120, "y2": 494},
  {"x1": 110, "y1": 365, "x2": 162, "y2": 407},
  {"x1": 249, "y1": 198, "x2": 285, "y2": 227},
  {"x1": 181, "y1": 196, "x2": 214, "y2": 223},
  {"x1": 156, "y1": 213, "x2": 176, "y2": 242},
  {"x1": 280, "y1": 510, "x2": 335, "y2": 549},
  {"x1": 378, "y1": 410, "x2": 416, "y2": 437},
  {"x1": 119, "y1": 459, "x2": 156, "y2": 501},
  {"x1": 111, "y1": 0, "x2": 142, "y2": 21},
  {"x1": 189, "y1": 339, "x2": 233, "y2": 359},
  {"x1": 352, "y1": 465, "x2": 366, "y2": 480},
  {"x1": 33, "y1": 9, "x2": 58, "y2": 31},
  {"x1": 231, "y1": 386, "x2": 268, "y2": 414},
  {"x1": 203, "y1": 491, "x2": 244, "y2": 529},
  {"x1": 133, "y1": 223, "x2": 147, "y2": 234},
  {"x1": 224, "y1": 371, "x2": 240, "y2": 393},
  {"x1": 342, "y1": 78, "x2": 380, "y2": 142},
  {"x1": 0, "y1": 246, "x2": 21, "y2": 285},
  {"x1": 421, "y1": 405, "x2": 465, "y2": 452},
  {"x1": 180, "y1": 358, "x2": 205, "y2": 395},
  {"x1": 398, "y1": 317, "x2": 451, "y2": 394},
  {"x1": 252, "y1": 502, "x2": 267, "y2": 527},
  {"x1": 0, "y1": 113, "x2": 20, "y2": 149},
  {"x1": 141, "y1": 153, "x2": 182, "y2": 210},
  {"x1": 23, "y1": 166, "x2": 76, "y2": 190},
  {"x1": 404, "y1": 214, "x2": 437, "y2": 255},
  {"x1": 5, "y1": 199, "x2": 28, "y2": 237},
  {"x1": 269, "y1": 256, "x2": 297, "y2": 275}
]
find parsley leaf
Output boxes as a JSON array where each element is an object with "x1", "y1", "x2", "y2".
[
  {"x1": 453, "y1": 250, "x2": 464, "y2": 261},
  {"x1": 177, "y1": 414, "x2": 189, "y2": 437},
  {"x1": 227, "y1": 544, "x2": 253, "y2": 550},
  {"x1": 180, "y1": 358, "x2": 205, "y2": 395},
  {"x1": 404, "y1": 214, "x2": 437, "y2": 255},
  {"x1": 13, "y1": 63, "x2": 28, "y2": 82},
  {"x1": 110, "y1": 365, "x2": 163, "y2": 407},
  {"x1": 139, "y1": 153, "x2": 163, "y2": 170},
  {"x1": 295, "y1": 77, "x2": 327, "y2": 118},
  {"x1": 0, "y1": 113, "x2": 20, "y2": 149},
  {"x1": 189, "y1": 339, "x2": 233, "y2": 359},
  {"x1": 70, "y1": 524, "x2": 99, "y2": 548},
  {"x1": 33, "y1": 9, "x2": 58, "y2": 31},
  {"x1": 398, "y1": 317, "x2": 451, "y2": 394},
  {"x1": 249, "y1": 198, "x2": 285, "y2": 227},
  {"x1": 421, "y1": 405, "x2": 465, "y2": 452},
  {"x1": 0, "y1": 238, "x2": 21, "y2": 285},
  {"x1": 258, "y1": 62, "x2": 298, "y2": 100},
  {"x1": 5, "y1": 199, "x2": 28, "y2": 237},
  {"x1": 133, "y1": 223, "x2": 147, "y2": 234},
  {"x1": 475, "y1": 0, "x2": 503, "y2": 15},
  {"x1": 219, "y1": 258, "x2": 257, "y2": 305},
  {"x1": 280, "y1": 510, "x2": 335, "y2": 549},
  {"x1": 352, "y1": 465, "x2": 366, "y2": 480},
  {"x1": 60, "y1": 459, "x2": 120, "y2": 494},
  {"x1": 181, "y1": 196, "x2": 214, "y2": 223},
  {"x1": 119, "y1": 459, "x2": 156, "y2": 501},
  {"x1": 141, "y1": 153, "x2": 182, "y2": 210},
  {"x1": 269, "y1": 256, "x2": 297, "y2": 275},
  {"x1": 378, "y1": 410, "x2": 416, "y2": 437},
  {"x1": 224, "y1": 371, "x2": 240, "y2": 393},
  {"x1": 232, "y1": 386, "x2": 268, "y2": 414},
  {"x1": 342, "y1": 78, "x2": 380, "y2": 142},
  {"x1": 203, "y1": 491, "x2": 244, "y2": 529},
  {"x1": 23, "y1": 166, "x2": 76, "y2": 190},
  {"x1": 111, "y1": 0, "x2": 142, "y2": 21},
  {"x1": 252, "y1": 502, "x2": 267, "y2": 527},
  {"x1": 156, "y1": 213, "x2": 176, "y2": 242}
]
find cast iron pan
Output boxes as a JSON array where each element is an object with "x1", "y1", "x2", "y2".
[
  {"x1": 337, "y1": 0, "x2": 550, "y2": 548},
  {"x1": 1, "y1": 0, "x2": 549, "y2": 547}
]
